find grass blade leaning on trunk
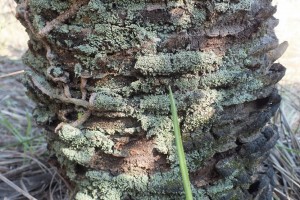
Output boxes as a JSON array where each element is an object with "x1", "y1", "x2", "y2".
[{"x1": 168, "y1": 86, "x2": 193, "y2": 200}]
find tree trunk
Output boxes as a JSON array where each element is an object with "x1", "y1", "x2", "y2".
[{"x1": 15, "y1": 0, "x2": 286, "y2": 199}]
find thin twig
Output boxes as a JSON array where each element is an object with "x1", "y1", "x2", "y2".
[
  {"x1": 0, "y1": 173, "x2": 38, "y2": 200},
  {"x1": 3, "y1": 163, "x2": 39, "y2": 179},
  {"x1": 0, "y1": 70, "x2": 24, "y2": 79}
]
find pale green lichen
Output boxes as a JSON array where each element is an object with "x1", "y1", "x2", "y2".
[
  {"x1": 167, "y1": 1, "x2": 185, "y2": 8},
  {"x1": 32, "y1": 15, "x2": 45, "y2": 32},
  {"x1": 58, "y1": 125, "x2": 116, "y2": 154},
  {"x1": 140, "y1": 95, "x2": 170, "y2": 114},
  {"x1": 199, "y1": 68, "x2": 247, "y2": 88},
  {"x1": 140, "y1": 90, "x2": 205, "y2": 114},
  {"x1": 92, "y1": 24, "x2": 139, "y2": 52},
  {"x1": 92, "y1": 91, "x2": 127, "y2": 111},
  {"x1": 174, "y1": 76, "x2": 200, "y2": 91},
  {"x1": 75, "y1": 193, "x2": 94, "y2": 200},
  {"x1": 74, "y1": 63, "x2": 82, "y2": 77},
  {"x1": 215, "y1": 3, "x2": 230, "y2": 13},
  {"x1": 139, "y1": 115, "x2": 173, "y2": 137},
  {"x1": 232, "y1": 0, "x2": 253, "y2": 11},
  {"x1": 155, "y1": 130, "x2": 175, "y2": 156},
  {"x1": 183, "y1": 90, "x2": 219, "y2": 131},
  {"x1": 76, "y1": 168, "x2": 194, "y2": 200},
  {"x1": 185, "y1": 147, "x2": 215, "y2": 171},
  {"x1": 207, "y1": 178, "x2": 234, "y2": 196},
  {"x1": 75, "y1": 44, "x2": 99, "y2": 56},
  {"x1": 184, "y1": 105, "x2": 216, "y2": 132},
  {"x1": 80, "y1": 171, "x2": 149, "y2": 200},
  {"x1": 32, "y1": 106, "x2": 56, "y2": 125},
  {"x1": 139, "y1": 114, "x2": 174, "y2": 154},
  {"x1": 74, "y1": 55, "x2": 95, "y2": 71},
  {"x1": 189, "y1": 5, "x2": 206, "y2": 23},
  {"x1": 22, "y1": 51, "x2": 48, "y2": 72},
  {"x1": 29, "y1": 0, "x2": 70, "y2": 14},
  {"x1": 61, "y1": 147, "x2": 94, "y2": 165},
  {"x1": 58, "y1": 24, "x2": 69, "y2": 34},
  {"x1": 51, "y1": 66, "x2": 64, "y2": 77},
  {"x1": 134, "y1": 51, "x2": 222, "y2": 75},
  {"x1": 86, "y1": 0, "x2": 106, "y2": 12},
  {"x1": 59, "y1": 124, "x2": 82, "y2": 142},
  {"x1": 84, "y1": 130, "x2": 115, "y2": 154},
  {"x1": 218, "y1": 78, "x2": 264, "y2": 106},
  {"x1": 126, "y1": 78, "x2": 169, "y2": 95}
]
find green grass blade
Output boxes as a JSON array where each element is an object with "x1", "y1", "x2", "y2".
[
  {"x1": 26, "y1": 112, "x2": 33, "y2": 154},
  {"x1": 169, "y1": 86, "x2": 193, "y2": 200},
  {"x1": 276, "y1": 145, "x2": 300, "y2": 155},
  {"x1": 0, "y1": 114, "x2": 30, "y2": 150},
  {"x1": 26, "y1": 113, "x2": 32, "y2": 137},
  {"x1": 0, "y1": 135, "x2": 44, "y2": 149}
]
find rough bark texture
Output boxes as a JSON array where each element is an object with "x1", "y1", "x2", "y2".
[{"x1": 15, "y1": 0, "x2": 286, "y2": 199}]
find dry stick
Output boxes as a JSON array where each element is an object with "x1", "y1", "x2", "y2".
[
  {"x1": 0, "y1": 173, "x2": 38, "y2": 200},
  {"x1": 273, "y1": 164, "x2": 300, "y2": 189},
  {"x1": 273, "y1": 188, "x2": 288, "y2": 200},
  {"x1": 3, "y1": 163, "x2": 38, "y2": 179},
  {"x1": 10, "y1": 151, "x2": 49, "y2": 173},
  {"x1": 279, "y1": 107, "x2": 295, "y2": 136},
  {"x1": 3, "y1": 150, "x2": 73, "y2": 193},
  {"x1": 49, "y1": 171, "x2": 57, "y2": 200},
  {"x1": 270, "y1": 154, "x2": 289, "y2": 197},
  {"x1": 0, "y1": 70, "x2": 25, "y2": 79},
  {"x1": 20, "y1": 179, "x2": 29, "y2": 193}
]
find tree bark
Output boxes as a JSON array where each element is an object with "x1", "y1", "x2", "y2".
[{"x1": 15, "y1": 0, "x2": 286, "y2": 199}]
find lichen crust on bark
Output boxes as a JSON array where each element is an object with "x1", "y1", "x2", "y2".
[{"x1": 16, "y1": 0, "x2": 286, "y2": 199}]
